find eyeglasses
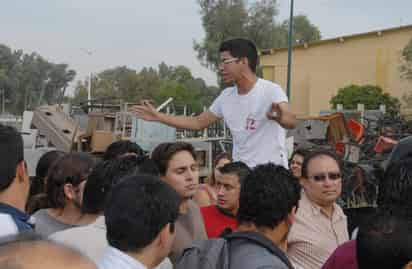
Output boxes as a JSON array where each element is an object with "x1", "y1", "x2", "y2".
[
  {"x1": 219, "y1": 58, "x2": 239, "y2": 65},
  {"x1": 309, "y1": 172, "x2": 341, "y2": 182}
]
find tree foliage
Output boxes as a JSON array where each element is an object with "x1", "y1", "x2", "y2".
[
  {"x1": 72, "y1": 63, "x2": 219, "y2": 113},
  {"x1": 330, "y1": 85, "x2": 400, "y2": 115},
  {"x1": 400, "y1": 38, "x2": 412, "y2": 80},
  {"x1": 194, "y1": 0, "x2": 321, "y2": 71},
  {"x1": 0, "y1": 44, "x2": 76, "y2": 114}
]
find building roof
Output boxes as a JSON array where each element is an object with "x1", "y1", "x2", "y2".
[{"x1": 260, "y1": 24, "x2": 412, "y2": 55}]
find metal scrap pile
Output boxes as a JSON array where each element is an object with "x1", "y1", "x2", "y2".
[{"x1": 290, "y1": 112, "x2": 412, "y2": 209}]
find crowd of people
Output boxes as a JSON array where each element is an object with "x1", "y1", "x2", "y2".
[{"x1": 0, "y1": 37, "x2": 411, "y2": 269}]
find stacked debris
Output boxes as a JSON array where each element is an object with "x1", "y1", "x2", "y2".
[{"x1": 290, "y1": 111, "x2": 412, "y2": 210}]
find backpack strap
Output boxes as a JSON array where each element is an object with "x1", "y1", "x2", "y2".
[{"x1": 224, "y1": 231, "x2": 294, "y2": 269}]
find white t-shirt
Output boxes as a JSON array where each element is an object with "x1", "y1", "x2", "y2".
[{"x1": 209, "y1": 78, "x2": 288, "y2": 168}]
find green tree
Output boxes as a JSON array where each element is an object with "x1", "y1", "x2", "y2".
[
  {"x1": 71, "y1": 63, "x2": 218, "y2": 113},
  {"x1": 194, "y1": 0, "x2": 321, "y2": 72},
  {"x1": 280, "y1": 15, "x2": 322, "y2": 45},
  {"x1": 0, "y1": 44, "x2": 76, "y2": 114},
  {"x1": 400, "y1": 38, "x2": 412, "y2": 80},
  {"x1": 330, "y1": 85, "x2": 400, "y2": 115}
]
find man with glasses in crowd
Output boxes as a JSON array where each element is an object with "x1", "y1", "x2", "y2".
[
  {"x1": 132, "y1": 38, "x2": 296, "y2": 168},
  {"x1": 287, "y1": 150, "x2": 349, "y2": 269}
]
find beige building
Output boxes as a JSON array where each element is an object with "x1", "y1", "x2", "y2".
[{"x1": 260, "y1": 25, "x2": 412, "y2": 116}]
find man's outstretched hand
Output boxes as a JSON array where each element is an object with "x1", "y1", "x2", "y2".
[{"x1": 130, "y1": 100, "x2": 160, "y2": 122}]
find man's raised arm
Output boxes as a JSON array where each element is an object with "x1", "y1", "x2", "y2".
[{"x1": 131, "y1": 101, "x2": 220, "y2": 131}]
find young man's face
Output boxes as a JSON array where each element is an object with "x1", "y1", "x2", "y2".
[
  {"x1": 216, "y1": 173, "x2": 241, "y2": 215},
  {"x1": 162, "y1": 150, "x2": 199, "y2": 199},
  {"x1": 302, "y1": 155, "x2": 342, "y2": 208},
  {"x1": 218, "y1": 51, "x2": 242, "y2": 84}
]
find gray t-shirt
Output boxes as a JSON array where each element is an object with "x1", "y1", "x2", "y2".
[{"x1": 32, "y1": 209, "x2": 76, "y2": 237}]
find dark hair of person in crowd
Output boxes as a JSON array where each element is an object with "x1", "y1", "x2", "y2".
[
  {"x1": 105, "y1": 174, "x2": 181, "y2": 252},
  {"x1": 0, "y1": 124, "x2": 24, "y2": 191},
  {"x1": 103, "y1": 140, "x2": 144, "y2": 161},
  {"x1": 31, "y1": 151, "x2": 66, "y2": 195},
  {"x1": 218, "y1": 161, "x2": 251, "y2": 186},
  {"x1": 27, "y1": 151, "x2": 66, "y2": 214},
  {"x1": 81, "y1": 155, "x2": 159, "y2": 214},
  {"x1": 356, "y1": 210, "x2": 412, "y2": 269},
  {"x1": 301, "y1": 149, "x2": 342, "y2": 178},
  {"x1": 46, "y1": 153, "x2": 95, "y2": 209},
  {"x1": 219, "y1": 38, "x2": 259, "y2": 73},
  {"x1": 289, "y1": 148, "x2": 309, "y2": 167},
  {"x1": 237, "y1": 163, "x2": 301, "y2": 229},
  {"x1": 151, "y1": 142, "x2": 196, "y2": 175},
  {"x1": 207, "y1": 152, "x2": 232, "y2": 186},
  {"x1": 378, "y1": 155, "x2": 412, "y2": 209}
]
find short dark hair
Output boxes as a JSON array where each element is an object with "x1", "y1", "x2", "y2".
[
  {"x1": 219, "y1": 38, "x2": 258, "y2": 73},
  {"x1": 82, "y1": 155, "x2": 143, "y2": 214},
  {"x1": 151, "y1": 142, "x2": 196, "y2": 175},
  {"x1": 0, "y1": 124, "x2": 24, "y2": 191},
  {"x1": 218, "y1": 161, "x2": 250, "y2": 185},
  {"x1": 105, "y1": 174, "x2": 181, "y2": 252},
  {"x1": 237, "y1": 163, "x2": 301, "y2": 229},
  {"x1": 103, "y1": 140, "x2": 144, "y2": 161},
  {"x1": 289, "y1": 148, "x2": 309, "y2": 162},
  {"x1": 301, "y1": 150, "x2": 342, "y2": 178},
  {"x1": 46, "y1": 153, "x2": 95, "y2": 208},
  {"x1": 357, "y1": 210, "x2": 412, "y2": 269},
  {"x1": 378, "y1": 156, "x2": 412, "y2": 209}
]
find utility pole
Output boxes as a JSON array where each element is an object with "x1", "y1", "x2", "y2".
[
  {"x1": 81, "y1": 48, "x2": 93, "y2": 109},
  {"x1": 286, "y1": 0, "x2": 294, "y2": 100}
]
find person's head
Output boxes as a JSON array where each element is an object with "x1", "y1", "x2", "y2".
[
  {"x1": 0, "y1": 233, "x2": 96, "y2": 269},
  {"x1": 0, "y1": 124, "x2": 29, "y2": 206},
  {"x1": 237, "y1": 163, "x2": 301, "y2": 241},
  {"x1": 30, "y1": 150, "x2": 65, "y2": 197},
  {"x1": 81, "y1": 155, "x2": 144, "y2": 215},
  {"x1": 105, "y1": 174, "x2": 180, "y2": 265},
  {"x1": 289, "y1": 149, "x2": 308, "y2": 178},
  {"x1": 103, "y1": 140, "x2": 144, "y2": 161},
  {"x1": 378, "y1": 155, "x2": 412, "y2": 209},
  {"x1": 357, "y1": 210, "x2": 412, "y2": 269},
  {"x1": 46, "y1": 153, "x2": 95, "y2": 210},
  {"x1": 218, "y1": 38, "x2": 258, "y2": 83},
  {"x1": 216, "y1": 162, "x2": 250, "y2": 215},
  {"x1": 301, "y1": 150, "x2": 342, "y2": 208},
  {"x1": 151, "y1": 142, "x2": 199, "y2": 200},
  {"x1": 207, "y1": 152, "x2": 232, "y2": 186}
]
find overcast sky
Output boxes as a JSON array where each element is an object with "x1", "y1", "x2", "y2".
[{"x1": 1, "y1": 0, "x2": 412, "y2": 90}]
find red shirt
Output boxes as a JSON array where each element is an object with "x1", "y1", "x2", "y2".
[{"x1": 200, "y1": 205, "x2": 238, "y2": 238}]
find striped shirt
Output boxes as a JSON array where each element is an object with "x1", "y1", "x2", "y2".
[{"x1": 287, "y1": 192, "x2": 349, "y2": 269}]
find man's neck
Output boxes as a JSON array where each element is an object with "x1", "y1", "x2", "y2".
[
  {"x1": 0, "y1": 188, "x2": 26, "y2": 212},
  {"x1": 237, "y1": 222, "x2": 288, "y2": 252},
  {"x1": 235, "y1": 73, "x2": 258, "y2": 95},
  {"x1": 320, "y1": 204, "x2": 334, "y2": 219}
]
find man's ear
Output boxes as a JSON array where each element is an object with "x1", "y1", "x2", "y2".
[
  {"x1": 157, "y1": 223, "x2": 172, "y2": 248},
  {"x1": 287, "y1": 206, "x2": 297, "y2": 226},
  {"x1": 16, "y1": 161, "x2": 28, "y2": 183},
  {"x1": 63, "y1": 184, "x2": 76, "y2": 201}
]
